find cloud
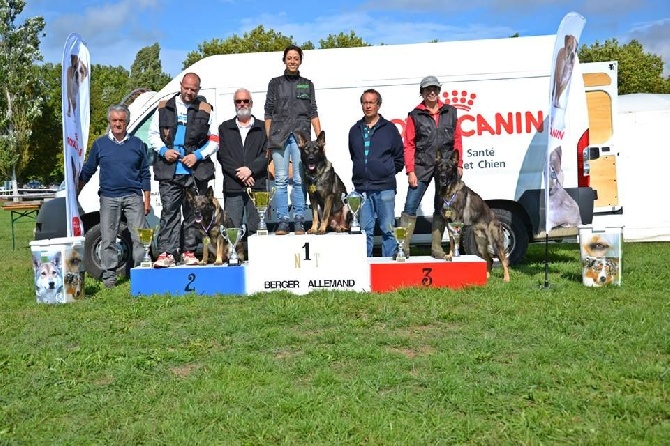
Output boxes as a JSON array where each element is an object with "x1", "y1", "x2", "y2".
[
  {"x1": 239, "y1": 12, "x2": 515, "y2": 47},
  {"x1": 39, "y1": 0, "x2": 161, "y2": 68},
  {"x1": 623, "y1": 18, "x2": 670, "y2": 75}
]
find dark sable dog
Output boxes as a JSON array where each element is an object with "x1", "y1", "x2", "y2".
[
  {"x1": 296, "y1": 131, "x2": 350, "y2": 234},
  {"x1": 185, "y1": 186, "x2": 243, "y2": 265},
  {"x1": 434, "y1": 150, "x2": 511, "y2": 282}
]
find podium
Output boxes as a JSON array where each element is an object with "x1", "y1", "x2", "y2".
[
  {"x1": 130, "y1": 264, "x2": 246, "y2": 296},
  {"x1": 368, "y1": 255, "x2": 487, "y2": 292},
  {"x1": 129, "y1": 233, "x2": 490, "y2": 296},
  {"x1": 246, "y1": 232, "x2": 370, "y2": 295}
]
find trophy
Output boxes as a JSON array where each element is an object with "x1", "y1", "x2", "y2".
[
  {"x1": 393, "y1": 226, "x2": 407, "y2": 262},
  {"x1": 221, "y1": 226, "x2": 246, "y2": 266},
  {"x1": 247, "y1": 187, "x2": 276, "y2": 235},
  {"x1": 136, "y1": 227, "x2": 154, "y2": 267},
  {"x1": 447, "y1": 221, "x2": 465, "y2": 257},
  {"x1": 341, "y1": 191, "x2": 366, "y2": 234}
]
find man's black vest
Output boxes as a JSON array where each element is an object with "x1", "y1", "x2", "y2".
[
  {"x1": 408, "y1": 104, "x2": 457, "y2": 182},
  {"x1": 153, "y1": 94, "x2": 215, "y2": 181}
]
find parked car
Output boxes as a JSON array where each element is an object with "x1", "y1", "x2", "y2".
[{"x1": 24, "y1": 180, "x2": 43, "y2": 189}]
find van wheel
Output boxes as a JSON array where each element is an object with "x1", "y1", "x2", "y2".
[
  {"x1": 463, "y1": 208, "x2": 528, "y2": 265},
  {"x1": 84, "y1": 222, "x2": 133, "y2": 280}
]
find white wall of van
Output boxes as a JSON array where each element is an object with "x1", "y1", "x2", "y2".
[{"x1": 79, "y1": 34, "x2": 594, "y2": 264}]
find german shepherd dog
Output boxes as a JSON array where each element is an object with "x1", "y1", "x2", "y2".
[
  {"x1": 185, "y1": 186, "x2": 243, "y2": 265},
  {"x1": 434, "y1": 150, "x2": 511, "y2": 282},
  {"x1": 296, "y1": 131, "x2": 350, "y2": 233}
]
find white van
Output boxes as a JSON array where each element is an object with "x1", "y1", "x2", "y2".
[{"x1": 60, "y1": 34, "x2": 604, "y2": 276}]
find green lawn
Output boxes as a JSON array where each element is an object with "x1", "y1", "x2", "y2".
[{"x1": 0, "y1": 208, "x2": 668, "y2": 444}]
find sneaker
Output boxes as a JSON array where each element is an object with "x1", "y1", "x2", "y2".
[
  {"x1": 294, "y1": 219, "x2": 305, "y2": 235},
  {"x1": 153, "y1": 252, "x2": 175, "y2": 268},
  {"x1": 275, "y1": 221, "x2": 290, "y2": 235},
  {"x1": 182, "y1": 251, "x2": 199, "y2": 266}
]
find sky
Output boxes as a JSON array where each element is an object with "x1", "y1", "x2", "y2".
[{"x1": 22, "y1": 0, "x2": 670, "y2": 78}]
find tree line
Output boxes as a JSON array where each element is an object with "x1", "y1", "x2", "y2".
[{"x1": 1, "y1": 1, "x2": 669, "y2": 187}]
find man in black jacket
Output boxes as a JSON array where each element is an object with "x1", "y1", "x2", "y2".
[
  {"x1": 217, "y1": 88, "x2": 268, "y2": 234},
  {"x1": 149, "y1": 72, "x2": 219, "y2": 267}
]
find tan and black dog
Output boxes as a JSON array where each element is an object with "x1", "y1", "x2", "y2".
[
  {"x1": 552, "y1": 34, "x2": 578, "y2": 108},
  {"x1": 433, "y1": 149, "x2": 511, "y2": 282},
  {"x1": 185, "y1": 186, "x2": 243, "y2": 265},
  {"x1": 296, "y1": 131, "x2": 350, "y2": 234}
]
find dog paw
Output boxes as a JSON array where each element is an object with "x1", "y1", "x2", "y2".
[
  {"x1": 214, "y1": 260, "x2": 223, "y2": 266},
  {"x1": 198, "y1": 261, "x2": 206, "y2": 266},
  {"x1": 431, "y1": 250, "x2": 445, "y2": 260},
  {"x1": 308, "y1": 228, "x2": 318, "y2": 234}
]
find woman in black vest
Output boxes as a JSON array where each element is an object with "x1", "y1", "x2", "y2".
[{"x1": 264, "y1": 45, "x2": 321, "y2": 235}]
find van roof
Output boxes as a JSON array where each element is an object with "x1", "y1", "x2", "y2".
[{"x1": 163, "y1": 34, "x2": 557, "y2": 94}]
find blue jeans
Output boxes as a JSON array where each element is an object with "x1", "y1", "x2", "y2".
[
  {"x1": 271, "y1": 134, "x2": 305, "y2": 221},
  {"x1": 403, "y1": 179, "x2": 440, "y2": 216},
  {"x1": 100, "y1": 194, "x2": 145, "y2": 282},
  {"x1": 359, "y1": 189, "x2": 397, "y2": 257}
]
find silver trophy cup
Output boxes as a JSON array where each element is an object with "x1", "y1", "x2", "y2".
[
  {"x1": 221, "y1": 226, "x2": 246, "y2": 266},
  {"x1": 247, "y1": 187, "x2": 276, "y2": 236},
  {"x1": 342, "y1": 191, "x2": 366, "y2": 234},
  {"x1": 447, "y1": 221, "x2": 465, "y2": 257}
]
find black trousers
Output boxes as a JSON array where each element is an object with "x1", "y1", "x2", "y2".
[{"x1": 157, "y1": 175, "x2": 208, "y2": 256}]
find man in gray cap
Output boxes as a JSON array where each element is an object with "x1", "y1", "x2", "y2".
[{"x1": 400, "y1": 75, "x2": 462, "y2": 258}]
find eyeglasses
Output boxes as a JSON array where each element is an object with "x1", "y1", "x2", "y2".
[{"x1": 235, "y1": 99, "x2": 250, "y2": 104}]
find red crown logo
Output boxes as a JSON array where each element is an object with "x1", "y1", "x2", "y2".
[{"x1": 442, "y1": 90, "x2": 477, "y2": 111}]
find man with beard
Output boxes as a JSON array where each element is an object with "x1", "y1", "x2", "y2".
[{"x1": 217, "y1": 88, "x2": 268, "y2": 234}]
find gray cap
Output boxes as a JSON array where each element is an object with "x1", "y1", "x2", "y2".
[{"x1": 420, "y1": 75, "x2": 441, "y2": 89}]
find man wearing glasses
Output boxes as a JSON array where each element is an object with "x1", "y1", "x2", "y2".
[
  {"x1": 217, "y1": 89, "x2": 268, "y2": 235},
  {"x1": 400, "y1": 75, "x2": 463, "y2": 258}
]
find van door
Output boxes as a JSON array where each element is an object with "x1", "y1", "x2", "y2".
[{"x1": 582, "y1": 61, "x2": 620, "y2": 213}]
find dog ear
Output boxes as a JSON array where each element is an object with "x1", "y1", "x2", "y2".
[
  {"x1": 316, "y1": 131, "x2": 325, "y2": 146},
  {"x1": 32, "y1": 254, "x2": 41, "y2": 269},
  {"x1": 207, "y1": 186, "x2": 214, "y2": 199},
  {"x1": 185, "y1": 187, "x2": 195, "y2": 202},
  {"x1": 295, "y1": 132, "x2": 307, "y2": 148},
  {"x1": 450, "y1": 149, "x2": 459, "y2": 164},
  {"x1": 435, "y1": 149, "x2": 442, "y2": 163},
  {"x1": 52, "y1": 252, "x2": 62, "y2": 269},
  {"x1": 582, "y1": 256, "x2": 595, "y2": 268}
]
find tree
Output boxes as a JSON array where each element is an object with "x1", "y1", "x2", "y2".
[
  {"x1": 88, "y1": 64, "x2": 130, "y2": 144},
  {"x1": 128, "y1": 43, "x2": 171, "y2": 91},
  {"x1": 0, "y1": 0, "x2": 45, "y2": 194},
  {"x1": 318, "y1": 31, "x2": 369, "y2": 49},
  {"x1": 25, "y1": 62, "x2": 63, "y2": 184},
  {"x1": 182, "y1": 25, "x2": 314, "y2": 68},
  {"x1": 579, "y1": 38, "x2": 670, "y2": 94}
]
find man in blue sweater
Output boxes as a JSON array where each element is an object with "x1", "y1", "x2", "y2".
[
  {"x1": 79, "y1": 104, "x2": 151, "y2": 287},
  {"x1": 348, "y1": 89, "x2": 404, "y2": 257}
]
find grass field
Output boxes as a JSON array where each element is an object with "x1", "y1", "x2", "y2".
[{"x1": 1, "y1": 209, "x2": 668, "y2": 444}]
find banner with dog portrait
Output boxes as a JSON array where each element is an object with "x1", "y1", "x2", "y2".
[
  {"x1": 544, "y1": 12, "x2": 585, "y2": 233},
  {"x1": 61, "y1": 33, "x2": 90, "y2": 237}
]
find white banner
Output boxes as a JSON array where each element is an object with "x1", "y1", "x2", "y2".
[
  {"x1": 61, "y1": 33, "x2": 90, "y2": 237},
  {"x1": 545, "y1": 12, "x2": 586, "y2": 233}
]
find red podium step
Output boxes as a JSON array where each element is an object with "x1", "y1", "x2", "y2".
[{"x1": 368, "y1": 255, "x2": 487, "y2": 292}]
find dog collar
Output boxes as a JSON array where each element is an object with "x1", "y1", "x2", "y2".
[{"x1": 442, "y1": 192, "x2": 457, "y2": 208}]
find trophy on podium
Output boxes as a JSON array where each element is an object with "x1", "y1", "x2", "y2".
[
  {"x1": 446, "y1": 221, "x2": 465, "y2": 257},
  {"x1": 247, "y1": 187, "x2": 276, "y2": 235},
  {"x1": 393, "y1": 225, "x2": 407, "y2": 262},
  {"x1": 221, "y1": 226, "x2": 246, "y2": 266},
  {"x1": 341, "y1": 191, "x2": 366, "y2": 234},
  {"x1": 136, "y1": 227, "x2": 154, "y2": 267}
]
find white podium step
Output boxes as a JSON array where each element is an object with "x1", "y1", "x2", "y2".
[{"x1": 246, "y1": 232, "x2": 370, "y2": 295}]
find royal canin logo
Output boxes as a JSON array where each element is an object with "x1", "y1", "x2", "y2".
[{"x1": 393, "y1": 90, "x2": 545, "y2": 138}]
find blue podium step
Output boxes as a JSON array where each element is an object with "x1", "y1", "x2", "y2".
[{"x1": 130, "y1": 264, "x2": 246, "y2": 296}]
